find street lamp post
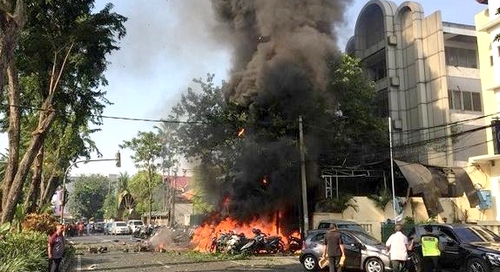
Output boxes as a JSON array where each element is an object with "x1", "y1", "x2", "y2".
[{"x1": 60, "y1": 152, "x2": 121, "y2": 223}]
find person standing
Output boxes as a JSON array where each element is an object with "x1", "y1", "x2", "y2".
[
  {"x1": 48, "y1": 224, "x2": 65, "y2": 272},
  {"x1": 420, "y1": 225, "x2": 440, "y2": 272},
  {"x1": 322, "y1": 223, "x2": 346, "y2": 272},
  {"x1": 385, "y1": 224, "x2": 409, "y2": 272}
]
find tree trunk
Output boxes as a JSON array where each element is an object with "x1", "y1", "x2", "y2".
[
  {"x1": 1, "y1": 100, "x2": 56, "y2": 223},
  {"x1": 1, "y1": 52, "x2": 21, "y2": 214},
  {"x1": 0, "y1": 0, "x2": 26, "y2": 220},
  {"x1": 38, "y1": 171, "x2": 58, "y2": 212},
  {"x1": 24, "y1": 147, "x2": 44, "y2": 213}
]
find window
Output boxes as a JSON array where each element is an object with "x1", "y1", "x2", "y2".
[
  {"x1": 448, "y1": 89, "x2": 482, "y2": 112},
  {"x1": 445, "y1": 47, "x2": 477, "y2": 68}
]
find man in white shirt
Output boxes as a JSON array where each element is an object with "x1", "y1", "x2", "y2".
[{"x1": 385, "y1": 224, "x2": 409, "y2": 272}]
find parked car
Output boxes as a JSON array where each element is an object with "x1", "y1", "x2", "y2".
[
  {"x1": 299, "y1": 229, "x2": 391, "y2": 272},
  {"x1": 103, "y1": 222, "x2": 113, "y2": 235},
  {"x1": 408, "y1": 223, "x2": 500, "y2": 272},
  {"x1": 127, "y1": 219, "x2": 144, "y2": 233},
  {"x1": 94, "y1": 221, "x2": 105, "y2": 233},
  {"x1": 316, "y1": 219, "x2": 368, "y2": 233},
  {"x1": 111, "y1": 221, "x2": 130, "y2": 235}
]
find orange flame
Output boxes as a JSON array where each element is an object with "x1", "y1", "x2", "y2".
[{"x1": 191, "y1": 213, "x2": 290, "y2": 252}]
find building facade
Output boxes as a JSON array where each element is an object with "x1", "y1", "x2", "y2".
[
  {"x1": 346, "y1": 0, "x2": 486, "y2": 168},
  {"x1": 467, "y1": 0, "x2": 500, "y2": 221}
]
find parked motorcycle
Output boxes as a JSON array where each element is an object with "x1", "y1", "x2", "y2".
[
  {"x1": 287, "y1": 235, "x2": 302, "y2": 254},
  {"x1": 133, "y1": 225, "x2": 158, "y2": 239},
  {"x1": 240, "y1": 228, "x2": 284, "y2": 255},
  {"x1": 225, "y1": 232, "x2": 248, "y2": 254}
]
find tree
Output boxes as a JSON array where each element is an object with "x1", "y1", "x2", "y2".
[
  {"x1": 120, "y1": 131, "x2": 164, "y2": 224},
  {"x1": 67, "y1": 174, "x2": 110, "y2": 220},
  {"x1": 0, "y1": 1, "x2": 126, "y2": 223},
  {"x1": 165, "y1": 54, "x2": 386, "y2": 223},
  {"x1": 128, "y1": 171, "x2": 162, "y2": 218}
]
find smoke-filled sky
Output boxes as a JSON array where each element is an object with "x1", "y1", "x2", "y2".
[{"x1": 62, "y1": 0, "x2": 486, "y2": 176}]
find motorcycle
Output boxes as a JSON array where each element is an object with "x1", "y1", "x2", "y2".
[
  {"x1": 265, "y1": 235, "x2": 285, "y2": 254},
  {"x1": 133, "y1": 225, "x2": 158, "y2": 239},
  {"x1": 287, "y1": 235, "x2": 302, "y2": 254},
  {"x1": 240, "y1": 228, "x2": 283, "y2": 255},
  {"x1": 225, "y1": 232, "x2": 248, "y2": 254}
]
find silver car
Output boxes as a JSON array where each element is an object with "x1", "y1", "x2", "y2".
[{"x1": 299, "y1": 229, "x2": 392, "y2": 272}]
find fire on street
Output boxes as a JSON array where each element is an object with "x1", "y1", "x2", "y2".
[{"x1": 67, "y1": 233, "x2": 304, "y2": 272}]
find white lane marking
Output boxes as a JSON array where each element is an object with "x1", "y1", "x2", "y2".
[{"x1": 156, "y1": 261, "x2": 171, "y2": 268}]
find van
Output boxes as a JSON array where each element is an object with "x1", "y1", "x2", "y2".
[
  {"x1": 316, "y1": 219, "x2": 367, "y2": 233},
  {"x1": 127, "y1": 219, "x2": 144, "y2": 233}
]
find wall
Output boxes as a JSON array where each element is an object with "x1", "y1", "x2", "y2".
[{"x1": 312, "y1": 195, "x2": 481, "y2": 241}]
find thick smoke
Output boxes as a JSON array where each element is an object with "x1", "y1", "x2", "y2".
[
  {"x1": 207, "y1": 0, "x2": 352, "y2": 225},
  {"x1": 211, "y1": 0, "x2": 350, "y2": 106}
]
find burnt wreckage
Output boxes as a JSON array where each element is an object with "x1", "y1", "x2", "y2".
[{"x1": 321, "y1": 159, "x2": 479, "y2": 216}]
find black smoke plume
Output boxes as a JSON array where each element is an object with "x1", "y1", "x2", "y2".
[{"x1": 206, "y1": 0, "x2": 353, "y2": 227}]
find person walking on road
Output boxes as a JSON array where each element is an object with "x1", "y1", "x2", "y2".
[
  {"x1": 385, "y1": 224, "x2": 409, "y2": 272},
  {"x1": 420, "y1": 225, "x2": 441, "y2": 272},
  {"x1": 48, "y1": 224, "x2": 65, "y2": 272},
  {"x1": 322, "y1": 223, "x2": 346, "y2": 272}
]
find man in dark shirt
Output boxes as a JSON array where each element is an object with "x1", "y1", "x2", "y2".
[
  {"x1": 323, "y1": 223, "x2": 346, "y2": 272},
  {"x1": 48, "y1": 224, "x2": 65, "y2": 272}
]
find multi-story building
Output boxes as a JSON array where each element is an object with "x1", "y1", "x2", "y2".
[
  {"x1": 467, "y1": 0, "x2": 500, "y2": 221},
  {"x1": 325, "y1": 0, "x2": 491, "y2": 222},
  {"x1": 346, "y1": 0, "x2": 486, "y2": 168}
]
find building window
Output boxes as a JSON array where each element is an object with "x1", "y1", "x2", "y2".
[
  {"x1": 448, "y1": 89, "x2": 482, "y2": 112},
  {"x1": 490, "y1": 55, "x2": 494, "y2": 66},
  {"x1": 445, "y1": 47, "x2": 478, "y2": 68}
]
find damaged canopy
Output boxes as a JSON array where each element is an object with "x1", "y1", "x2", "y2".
[{"x1": 394, "y1": 160, "x2": 479, "y2": 215}]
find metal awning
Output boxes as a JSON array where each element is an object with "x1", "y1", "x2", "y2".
[
  {"x1": 394, "y1": 160, "x2": 479, "y2": 214},
  {"x1": 394, "y1": 160, "x2": 432, "y2": 194},
  {"x1": 394, "y1": 160, "x2": 444, "y2": 215}
]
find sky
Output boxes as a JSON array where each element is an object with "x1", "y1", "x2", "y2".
[{"x1": 5, "y1": 0, "x2": 487, "y2": 177}]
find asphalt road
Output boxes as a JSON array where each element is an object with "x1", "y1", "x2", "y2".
[{"x1": 66, "y1": 233, "x2": 305, "y2": 272}]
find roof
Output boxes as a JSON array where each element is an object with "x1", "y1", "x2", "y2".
[{"x1": 164, "y1": 176, "x2": 191, "y2": 190}]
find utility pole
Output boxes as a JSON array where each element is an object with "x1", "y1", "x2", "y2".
[
  {"x1": 299, "y1": 116, "x2": 309, "y2": 235},
  {"x1": 170, "y1": 168, "x2": 178, "y2": 227},
  {"x1": 389, "y1": 117, "x2": 397, "y2": 220}
]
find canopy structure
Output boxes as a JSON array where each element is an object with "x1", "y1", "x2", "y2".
[{"x1": 394, "y1": 160, "x2": 479, "y2": 216}]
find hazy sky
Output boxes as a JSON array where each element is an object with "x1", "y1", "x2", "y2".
[{"x1": 17, "y1": 0, "x2": 486, "y2": 177}]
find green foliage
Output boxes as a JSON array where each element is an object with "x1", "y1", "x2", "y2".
[
  {"x1": 128, "y1": 171, "x2": 163, "y2": 215},
  {"x1": 102, "y1": 193, "x2": 117, "y2": 219},
  {"x1": 0, "y1": 222, "x2": 11, "y2": 236},
  {"x1": 0, "y1": 231, "x2": 48, "y2": 272},
  {"x1": 367, "y1": 187, "x2": 393, "y2": 211},
  {"x1": 163, "y1": 54, "x2": 386, "y2": 218},
  {"x1": 403, "y1": 216, "x2": 415, "y2": 225},
  {"x1": 121, "y1": 131, "x2": 165, "y2": 220},
  {"x1": 67, "y1": 174, "x2": 110, "y2": 219},
  {"x1": 120, "y1": 131, "x2": 164, "y2": 171},
  {"x1": 315, "y1": 194, "x2": 358, "y2": 213}
]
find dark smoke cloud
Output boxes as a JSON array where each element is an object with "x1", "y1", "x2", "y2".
[
  {"x1": 206, "y1": 0, "x2": 353, "y2": 225},
  {"x1": 211, "y1": 0, "x2": 351, "y2": 106}
]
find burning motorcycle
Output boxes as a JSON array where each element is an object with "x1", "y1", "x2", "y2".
[
  {"x1": 287, "y1": 235, "x2": 302, "y2": 254},
  {"x1": 240, "y1": 228, "x2": 284, "y2": 255},
  {"x1": 225, "y1": 232, "x2": 248, "y2": 254}
]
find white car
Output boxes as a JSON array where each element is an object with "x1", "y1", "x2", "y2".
[
  {"x1": 111, "y1": 221, "x2": 130, "y2": 235},
  {"x1": 127, "y1": 220, "x2": 144, "y2": 233}
]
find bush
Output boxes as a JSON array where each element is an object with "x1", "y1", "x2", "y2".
[
  {"x1": 0, "y1": 231, "x2": 48, "y2": 272},
  {"x1": 22, "y1": 213, "x2": 58, "y2": 235}
]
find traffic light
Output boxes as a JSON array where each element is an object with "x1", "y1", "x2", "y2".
[{"x1": 115, "y1": 151, "x2": 121, "y2": 167}]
